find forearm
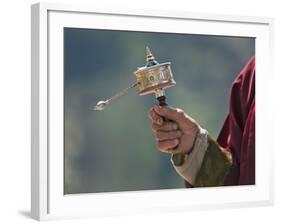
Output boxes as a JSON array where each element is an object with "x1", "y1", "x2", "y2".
[{"x1": 193, "y1": 135, "x2": 232, "y2": 187}]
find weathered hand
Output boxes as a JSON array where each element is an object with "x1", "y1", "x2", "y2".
[{"x1": 148, "y1": 105, "x2": 199, "y2": 154}]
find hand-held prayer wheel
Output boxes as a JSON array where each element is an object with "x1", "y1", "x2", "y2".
[
  {"x1": 134, "y1": 47, "x2": 184, "y2": 166},
  {"x1": 94, "y1": 47, "x2": 185, "y2": 166}
]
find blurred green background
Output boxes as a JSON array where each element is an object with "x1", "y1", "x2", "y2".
[{"x1": 64, "y1": 28, "x2": 254, "y2": 194}]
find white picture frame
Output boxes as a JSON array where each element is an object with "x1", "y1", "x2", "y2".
[{"x1": 31, "y1": 2, "x2": 274, "y2": 221}]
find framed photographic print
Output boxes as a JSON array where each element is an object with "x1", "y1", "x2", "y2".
[{"x1": 31, "y1": 2, "x2": 274, "y2": 221}]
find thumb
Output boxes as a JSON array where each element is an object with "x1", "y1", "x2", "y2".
[{"x1": 153, "y1": 105, "x2": 185, "y2": 123}]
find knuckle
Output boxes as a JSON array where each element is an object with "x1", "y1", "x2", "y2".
[
  {"x1": 157, "y1": 142, "x2": 164, "y2": 150},
  {"x1": 155, "y1": 132, "x2": 161, "y2": 140},
  {"x1": 177, "y1": 109, "x2": 185, "y2": 117},
  {"x1": 157, "y1": 139, "x2": 180, "y2": 153},
  {"x1": 155, "y1": 131, "x2": 165, "y2": 141},
  {"x1": 176, "y1": 109, "x2": 186, "y2": 121},
  {"x1": 151, "y1": 123, "x2": 158, "y2": 132}
]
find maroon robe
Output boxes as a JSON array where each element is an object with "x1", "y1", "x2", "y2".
[{"x1": 217, "y1": 56, "x2": 255, "y2": 185}]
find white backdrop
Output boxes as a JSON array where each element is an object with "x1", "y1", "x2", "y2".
[{"x1": 0, "y1": 0, "x2": 279, "y2": 223}]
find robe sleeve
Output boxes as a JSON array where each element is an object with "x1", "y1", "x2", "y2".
[
  {"x1": 184, "y1": 56, "x2": 255, "y2": 187},
  {"x1": 173, "y1": 129, "x2": 232, "y2": 187},
  {"x1": 193, "y1": 135, "x2": 232, "y2": 187},
  {"x1": 217, "y1": 56, "x2": 255, "y2": 185}
]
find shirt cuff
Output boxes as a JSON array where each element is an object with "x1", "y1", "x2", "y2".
[{"x1": 170, "y1": 127, "x2": 209, "y2": 185}]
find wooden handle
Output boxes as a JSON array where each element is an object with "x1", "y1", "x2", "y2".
[{"x1": 156, "y1": 95, "x2": 185, "y2": 166}]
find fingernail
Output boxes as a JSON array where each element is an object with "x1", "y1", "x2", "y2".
[
  {"x1": 177, "y1": 130, "x2": 181, "y2": 137},
  {"x1": 173, "y1": 123, "x2": 178, "y2": 130},
  {"x1": 157, "y1": 118, "x2": 163, "y2": 125}
]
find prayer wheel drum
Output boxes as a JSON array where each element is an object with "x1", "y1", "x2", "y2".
[{"x1": 134, "y1": 62, "x2": 176, "y2": 96}]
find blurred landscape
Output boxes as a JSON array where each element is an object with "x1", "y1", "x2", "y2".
[{"x1": 64, "y1": 28, "x2": 255, "y2": 194}]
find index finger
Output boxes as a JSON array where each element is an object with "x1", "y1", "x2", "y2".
[
  {"x1": 153, "y1": 105, "x2": 185, "y2": 123},
  {"x1": 148, "y1": 108, "x2": 163, "y2": 125}
]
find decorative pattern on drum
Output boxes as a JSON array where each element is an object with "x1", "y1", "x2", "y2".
[{"x1": 134, "y1": 63, "x2": 176, "y2": 96}]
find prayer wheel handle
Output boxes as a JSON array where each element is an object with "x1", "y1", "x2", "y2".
[{"x1": 156, "y1": 95, "x2": 185, "y2": 166}]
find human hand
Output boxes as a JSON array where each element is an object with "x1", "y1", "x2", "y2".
[{"x1": 148, "y1": 106, "x2": 199, "y2": 154}]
